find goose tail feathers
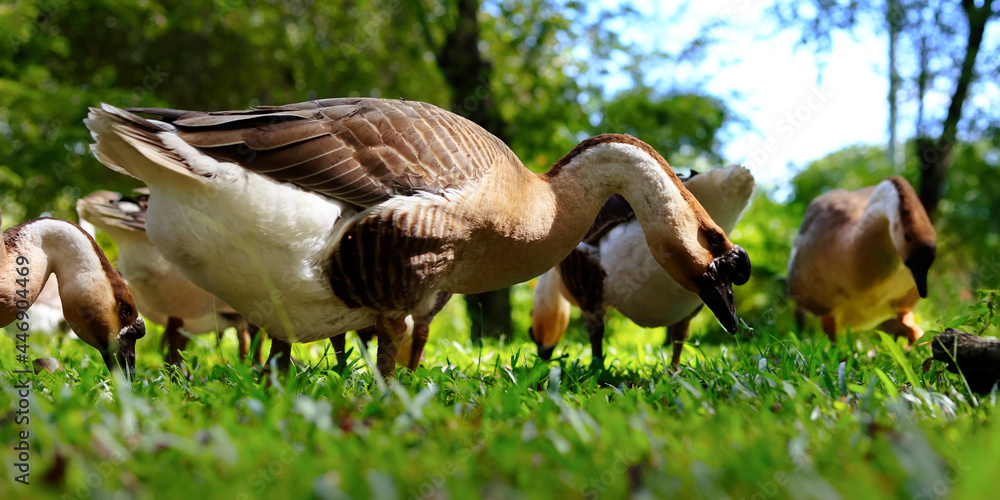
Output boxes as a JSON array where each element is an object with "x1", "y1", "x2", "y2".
[
  {"x1": 683, "y1": 165, "x2": 756, "y2": 235},
  {"x1": 85, "y1": 104, "x2": 210, "y2": 185}
]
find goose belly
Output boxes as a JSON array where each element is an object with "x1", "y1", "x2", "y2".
[
  {"x1": 599, "y1": 223, "x2": 702, "y2": 328},
  {"x1": 144, "y1": 175, "x2": 376, "y2": 343},
  {"x1": 832, "y1": 265, "x2": 918, "y2": 332},
  {"x1": 115, "y1": 238, "x2": 220, "y2": 323},
  {"x1": 175, "y1": 310, "x2": 241, "y2": 336}
]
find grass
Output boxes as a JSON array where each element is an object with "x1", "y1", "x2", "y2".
[{"x1": 1, "y1": 288, "x2": 999, "y2": 499}]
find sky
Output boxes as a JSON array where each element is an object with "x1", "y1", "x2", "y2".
[{"x1": 607, "y1": 1, "x2": 898, "y2": 188}]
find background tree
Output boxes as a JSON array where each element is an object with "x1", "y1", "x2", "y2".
[
  {"x1": 771, "y1": 0, "x2": 998, "y2": 215},
  {"x1": 419, "y1": 0, "x2": 515, "y2": 341},
  {"x1": 0, "y1": 0, "x2": 732, "y2": 341}
]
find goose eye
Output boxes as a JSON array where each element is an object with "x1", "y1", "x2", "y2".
[
  {"x1": 121, "y1": 303, "x2": 133, "y2": 320},
  {"x1": 707, "y1": 233, "x2": 723, "y2": 248}
]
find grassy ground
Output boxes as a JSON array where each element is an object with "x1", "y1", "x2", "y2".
[{"x1": 2, "y1": 288, "x2": 999, "y2": 500}]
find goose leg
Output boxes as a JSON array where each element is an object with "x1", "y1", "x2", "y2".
[
  {"x1": 237, "y1": 322, "x2": 252, "y2": 362},
  {"x1": 900, "y1": 311, "x2": 924, "y2": 344},
  {"x1": 583, "y1": 310, "x2": 605, "y2": 366},
  {"x1": 375, "y1": 316, "x2": 408, "y2": 380},
  {"x1": 356, "y1": 326, "x2": 376, "y2": 348},
  {"x1": 408, "y1": 320, "x2": 430, "y2": 371},
  {"x1": 878, "y1": 311, "x2": 924, "y2": 346},
  {"x1": 794, "y1": 308, "x2": 807, "y2": 333},
  {"x1": 165, "y1": 316, "x2": 188, "y2": 367},
  {"x1": 406, "y1": 291, "x2": 450, "y2": 370},
  {"x1": 249, "y1": 324, "x2": 266, "y2": 365},
  {"x1": 821, "y1": 316, "x2": 837, "y2": 343},
  {"x1": 329, "y1": 334, "x2": 348, "y2": 366},
  {"x1": 668, "y1": 317, "x2": 692, "y2": 370},
  {"x1": 266, "y1": 338, "x2": 293, "y2": 373},
  {"x1": 238, "y1": 322, "x2": 264, "y2": 365}
]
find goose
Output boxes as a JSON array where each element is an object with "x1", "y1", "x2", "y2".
[
  {"x1": 787, "y1": 176, "x2": 936, "y2": 344},
  {"x1": 1, "y1": 209, "x2": 146, "y2": 380},
  {"x1": 529, "y1": 165, "x2": 755, "y2": 367},
  {"x1": 84, "y1": 97, "x2": 750, "y2": 379},
  {"x1": 76, "y1": 190, "x2": 263, "y2": 366}
]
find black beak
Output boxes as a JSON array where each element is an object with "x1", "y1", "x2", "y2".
[
  {"x1": 537, "y1": 344, "x2": 555, "y2": 361},
  {"x1": 101, "y1": 339, "x2": 136, "y2": 382},
  {"x1": 529, "y1": 327, "x2": 556, "y2": 361},
  {"x1": 101, "y1": 318, "x2": 145, "y2": 383},
  {"x1": 904, "y1": 243, "x2": 935, "y2": 298},
  {"x1": 693, "y1": 245, "x2": 751, "y2": 334}
]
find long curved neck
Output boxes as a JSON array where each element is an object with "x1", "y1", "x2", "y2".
[
  {"x1": 849, "y1": 182, "x2": 906, "y2": 284},
  {"x1": 853, "y1": 182, "x2": 901, "y2": 255},
  {"x1": 2, "y1": 218, "x2": 116, "y2": 326},
  {"x1": 452, "y1": 139, "x2": 697, "y2": 292}
]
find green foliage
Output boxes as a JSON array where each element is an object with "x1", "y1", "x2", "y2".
[
  {"x1": 0, "y1": 0, "x2": 451, "y2": 224},
  {"x1": 2, "y1": 302, "x2": 999, "y2": 498},
  {"x1": 599, "y1": 88, "x2": 729, "y2": 168},
  {"x1": 0, "y1": 0, "x2": 729, "y2": 224},
  {"x1": 2, "y1": 1, "x2": 999, "y2": 495},
  {"x1": 719, "y1": 138, "x2": 1000, "y2": 341}
]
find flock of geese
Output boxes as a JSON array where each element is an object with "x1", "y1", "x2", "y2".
[{"x1": 1, "y1": 97, "x2": 936, "y2": 381}]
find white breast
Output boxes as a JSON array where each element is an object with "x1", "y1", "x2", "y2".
[
  {"x1": 114, "y1": 236, "x2": 221, "y2": 326},
  {"x1": 144, "y1": 169, "x2": 377, "y2": 343},
  {"x1": 600, "y1": 222, "x2": 702, "y2": 327}
]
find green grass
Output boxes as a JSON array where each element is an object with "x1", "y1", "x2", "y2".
[{"x1": 2, "y1": 289, "x2": 999, "y2": 499}]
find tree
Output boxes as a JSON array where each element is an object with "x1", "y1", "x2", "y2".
[
  {"x1": 915, "y1": 0, "x2": 995, "y2": 214},
  {"x1": 417, "y1": 0, "x2": 515, "y2": 340},
  {"x1": 0, "y1": 0, "x2": 735, "y2": 342},
  {"x1": 771, "y1": 0, "x2": 998, "y2": 215}
]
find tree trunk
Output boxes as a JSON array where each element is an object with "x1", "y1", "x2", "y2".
[
  {"x1": 886, "y1": 0, "x2": 902, "y2": 170},
  {"x1": 435, "y1": 0, "x2": 512, "y2": 340},
  {"x1": 917, "y1": 0, "x2": 993, "y2": 215}
]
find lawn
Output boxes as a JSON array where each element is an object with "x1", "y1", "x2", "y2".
[{"x1": 1, "y1": 286, "x2": 998, "y2": 500}]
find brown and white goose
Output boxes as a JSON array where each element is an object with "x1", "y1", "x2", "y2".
[
  {"x1": 77, "y1": 190, "x2": 263, "y2": 366},
  {"x1": 787, "y1": 176, "x2": 936, "y2": 344},
  {"x1": 1, "y1": 209, "x2": 146, "y2": 380},
  {"x1": 529, "y1": 165, "x2": 755, "y2": 367},
  {"x1": 85, "y1": 98, "x2": 750, "y2": 378}
]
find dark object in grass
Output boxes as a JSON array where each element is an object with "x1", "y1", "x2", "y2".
[
  {"x1": 927, "y1": 328, "x2": 1000, "y2": 394},
  {"x1": 33, "y1": 357, "x2": 62, "y2": 374}
]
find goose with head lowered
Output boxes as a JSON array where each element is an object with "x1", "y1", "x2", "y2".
[
  {"x1": 530, "y1": 165, "x2": 755, "y2": 368},
  {"x1": 2, "y1": 209, "x2": 146, "y2": 380},
  {"x1": 787, "y1": 176, "x2": 936, "y2": 344},
  {"x1": 85, "y1": 97, "x2": 751, "y2": 378},
  {"x1": 77, "y1": 190, "x2": 264, "y2": 367}
]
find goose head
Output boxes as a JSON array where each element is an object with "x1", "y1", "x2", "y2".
[
  {"x1": 593, "y1": 138, "x2": 751, "y2": 334},
  {"x1": 50, "y1": 228, "x2": 147, "y2": 382},
  {"x1": 883, "y1": 177, "x2": 937, "y2": 298},
  {"x1": 62, "y1": 275, "x2": 147, "y2": 382},
  {"x1": 643, "y1": 217, "x2": 751, "y2": 334}
]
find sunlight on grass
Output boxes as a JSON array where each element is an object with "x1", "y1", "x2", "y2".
[{"x1": 1, "y1": 292, "x2": 998, "y2": 499}]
